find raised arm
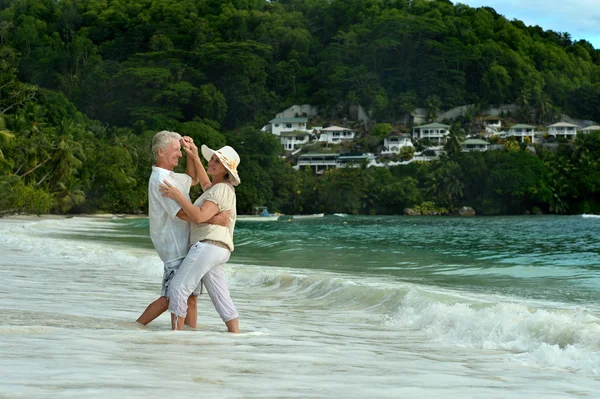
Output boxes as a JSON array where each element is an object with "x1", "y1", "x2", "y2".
[
  {"x1": 181, "y1": 136, "x2": 211, "y2": 190},
  {"x1": 160, "y1": 180, "x2": 219, "y2": 224}
]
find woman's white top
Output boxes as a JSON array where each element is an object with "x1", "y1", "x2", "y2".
[{"x1": 189, "y1": 182, "x2": 237, "y2": 251}]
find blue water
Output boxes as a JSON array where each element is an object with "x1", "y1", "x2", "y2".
[{"x1": 112, "y1": 214, "x2": 600, "y2": 305}]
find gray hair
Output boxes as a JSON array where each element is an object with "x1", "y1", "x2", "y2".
[{"x1": 152, "y1": 130, "x2": 181, "y2": 163}]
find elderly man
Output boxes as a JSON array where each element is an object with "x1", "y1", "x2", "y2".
[{"x1": 136, "y1": 130, "x2": 228, "y2": 327}]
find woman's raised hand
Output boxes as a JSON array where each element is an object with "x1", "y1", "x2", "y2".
[{"x1": 159, "y1": 180, "x2": 183, "y2": 200}]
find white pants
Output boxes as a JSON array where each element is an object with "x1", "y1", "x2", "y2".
[{"x1": 168, "y1": 241, "x2": 238, "y2": 322}]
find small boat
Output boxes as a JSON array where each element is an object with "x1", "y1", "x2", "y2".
[
  {"x1": 237, "y1": 215, "x2": 280, "y2": 222},
  {"x1": 237, "y1": 206, "x2": 281, "y2": 222},
  {"x1": 292, "y1": 213, "x2": 325, "y2": 219}
]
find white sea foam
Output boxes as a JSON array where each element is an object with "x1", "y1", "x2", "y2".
[
  {"x1": 386, "y1": 288, "x2": 600, "y2": 373},
  {"x1": 0, "y1": 216, "x2": 163, "y2": 277}
]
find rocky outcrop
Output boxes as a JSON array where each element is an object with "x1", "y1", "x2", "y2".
[{"x1": 404, "y1": 208, "x2": 421, "y2": 216}]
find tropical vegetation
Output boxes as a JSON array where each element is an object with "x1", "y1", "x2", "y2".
[{"x1": 1, "y1": 0, "x2": 600, "y2": 216}]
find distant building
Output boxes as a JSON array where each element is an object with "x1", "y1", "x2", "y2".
[
  {"x1": 318, "y1": 125, "x2": 356, "y2": 144},
  {"x1": 296, "y1": 152, "x2": 338, "y2": 174},
  {"x1": 461, "y1": 138, "x2": 490, "y2": 152},
  {"x1": 482, "y1": 116, "x2": 503, "y2": 136},
  {"x1": 381, "y1": 133, "x2": 413, "y2": 155},
  {"x1": 547, "y1": 122, "x2": 579, "y2": 140},
  {"x1": 280, "y1": 131, "x2": 311, "y2": 151},
  {"x1": 412, "y1": 123, "x2": 451, "y2": 143},
  {"x1": 295, "y1": 152, "x2": 375, "y2": 173},
  {"x1": 507, "y1": 124, "x2": 536, "y2": 143},
  {"x1": 581, "y1": 125, "x2": 600, "y2": 133},
  {"x1": 337, "y1": 153, "x2": 376, "y2": 168},
  {"x1": 264, "y1": 117, "x2": 310, "y2": 136},
  {"x1": 482, "y1": 116, "x2": 503, "y2": 130}
]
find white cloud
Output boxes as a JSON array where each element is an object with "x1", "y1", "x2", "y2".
[{"x1": 455, "y1": 0, "x2": 600, "y2": 48}]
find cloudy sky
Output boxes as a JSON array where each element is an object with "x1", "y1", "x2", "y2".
[{"x1": 455, "y1": 0, "x2": 600, "y2": 49}]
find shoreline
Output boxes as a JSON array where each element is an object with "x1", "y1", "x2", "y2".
[{"x1": 0, "y1": 213, "x2": 148, "y2": 220}]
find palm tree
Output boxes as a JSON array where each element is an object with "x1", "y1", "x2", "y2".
[
  {"x1": 427, "y1": 160, "x2": 464, "y2": 209},
  {"x1": 444, "y1": 127, "x2": 464, "y2": 160},
  {"x1": 44, "y1": 125, "x2": 85, "y2": 188},
  {"x1": 0, "y1": 116, "x2": 14, "y2": 175},
  {"x1": 54, "y1": 178, "x2": 86, "y2": 213},
  {"x1": 533, "y1": 89, "x2": 552, "y2": 125}
]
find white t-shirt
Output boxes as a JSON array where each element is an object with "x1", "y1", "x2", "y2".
[
  {"x1": 148, "y1": 166, "x2": 192, "y2": 263},
  {"x1": 189, "y1": 183, "x2": 237, "y2": 252}
]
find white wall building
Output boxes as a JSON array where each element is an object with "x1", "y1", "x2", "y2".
[
  {"x1": 280, "y1": 131, "x2": 311, "y2": 151},
  {"x1": 461, "y1": 138, "x2": 490, "y2": 152},
  {"x1": 267, "y1": 117, "x2": 310, "y2": 136},
  {"x1": 295, "y1": 152, "x2": 338, "y2": 174},
  {"x1": 318, "y1": 125, "x2": 355, "y2": 144},
  {"x1": 582, "y1": 125, "x2": 600, "y2": 133},
  {"x1": 295, "y1": 152, "x2": 375, "y2": 173},
  {"x1": 507, "y1": 124, "x2": 536, "y2": 143},
  {"x1": 412, "y1": 123, "x2": 450, "y2": 143},
  {"x1": 547, "y1": 122, "x2": 579, "y2": 140},
  {"x1": 381, "y1": 134, "x2": 413, "y2": 155}
]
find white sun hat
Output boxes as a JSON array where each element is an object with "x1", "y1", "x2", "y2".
[{"x1": 201, "y1": 145, "x2": 241, "y2": 186}]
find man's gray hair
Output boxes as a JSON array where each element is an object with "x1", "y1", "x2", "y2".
[{"x1": 152, "y1": 130, "x2": 182, "y2": 163}]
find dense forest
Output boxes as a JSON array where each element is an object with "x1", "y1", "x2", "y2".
[{"x1": 1, "y1": 0, "x2": 600, "y2": 215}]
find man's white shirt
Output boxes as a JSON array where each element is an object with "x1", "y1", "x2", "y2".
[{"x1": 148, "y1": 166, "x2": 192, "y2": 263}]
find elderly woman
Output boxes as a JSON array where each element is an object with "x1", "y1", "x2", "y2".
[{"x1": 160, "y1": 144, "x2": 240, "y2": 332}]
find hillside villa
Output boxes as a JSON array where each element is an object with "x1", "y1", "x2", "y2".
[
  {"x1": 295, "y1": 152, "x2": 375, "y2": 173},
  {"x1": 462, "y1": 138, "x2": 490, "y2": 152},
  {"x1": 382, "y1": 133, "x2": 413, "y2": 155},
  {"x1": 547, "y1": 122, "x2": 579, "y2": 140},
  {"x1": 318, "y1": 125, "x2": 356, "y2": 144},
  {"x1": 263, "y1": 117, "x2": 310, "y2": 136},
  {"x1": 507, "y1": 124, "x2": 536, "y2": 143},
  {"x1": 280, "y1": 131, "x2": 311, "y2": 151},
  {"x1": 412, "y1": 123, "x2": 450, "y2": 143},
  {"x1": 582, "y1": 125, "x2": 600, "y2": 133}
]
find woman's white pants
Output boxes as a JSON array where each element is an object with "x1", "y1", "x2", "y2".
[{"x1": 168, "y1": 241, "x2": 238, "y2": 322}]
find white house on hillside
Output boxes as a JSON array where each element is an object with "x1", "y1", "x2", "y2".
[
  {"x1": 295, "y1": 152, "x2": 338, "y2": 174},
  {"x1": 319, "y1": 125, "x2": 355, "y2": 144},
  {"x1": 280, "y1": 131, "x2": 311, "y2": 151},
  {"x1": 295, "y1": 152, "x2": 375, "y2": 173},
  {"x1": 482, "y1": 116, "x2": 503, "y2": 136},
  {"x1": 412, "y1": 123, "x2": 450, "y2": 143},
  {"x1": 264, "y1": 117, "x2": 310, "y2": 136},
  {"x1": 461, "y1": 138, "x2": 490, "y2": 152},
  {"x1": 507, "y1": 124, "x2": 536, "y2": 143},
  {"x1": 547, "y1": 122, "x2": 579, "y2": 140},
  {"x1": 582, "y1": 125, "x2": 600, "y2": 133},
  {"x1": 382, "y1": 133, "x2": 413, "y2": 155},
  {"x1": 482, "y1": 116, "x2": 502, "y2": 129}
]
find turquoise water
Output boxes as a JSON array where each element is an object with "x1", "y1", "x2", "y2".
[
  {"x1": 1, "y1": 215, "x2": 599, "y2": 398},
  {"x1": 113, "y1": 214, "x2": 600, "y2": 305}
]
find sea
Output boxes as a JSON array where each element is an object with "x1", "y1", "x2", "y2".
[{"x1": 0, "y1": 214, "x2": 599, "y2": 398}]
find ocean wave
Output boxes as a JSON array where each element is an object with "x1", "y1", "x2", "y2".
[
  {"x1": 386, "y1": 289, "x2": 600, "y2": 373},
  {"x1": 0, "y1": 217, "x2": 162, "y2": 276},
  {"x1": 228, "y1": 266, "x2": 600, "y2": 373}
]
